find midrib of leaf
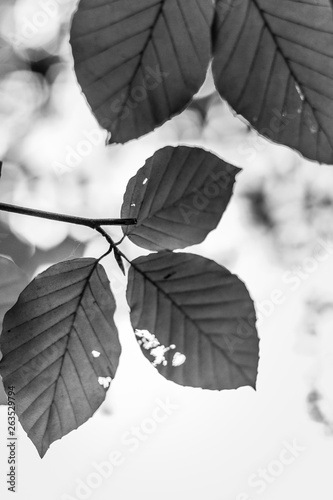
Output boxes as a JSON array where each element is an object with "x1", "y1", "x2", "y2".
[
  {"x1": 40, "y1": 260, "x2": 100, "y2": 449},
  {"x1": 114, "y1": 0, "x2": 167, "y2": 129},
  {"x1": 129, "y1": 151, "x2": 237, "y2": 234},
  {"x1": 248, "y1": 0, "x2": 329, "y2": 145},
  {"x1": 138, "y1": 183, "x2": 224, "y2": 227},
  {"x1": 130, "y1": 258, "x2": 254, "y2": 384}
]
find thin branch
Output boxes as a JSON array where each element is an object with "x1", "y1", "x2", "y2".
[
  {"x1": 0, "y1": 202, "x2": 136, "y2": 228},
  {"x1": 95, "y1": 226, "x2": 116, "y2": 247},
  {"x1": 95, "y1": 226, "x2": 128, "y2": 273}
]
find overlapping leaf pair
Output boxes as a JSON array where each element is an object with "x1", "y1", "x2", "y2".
[{"x1": 70, "y1": 0, "x2": 333, "y2": 163}]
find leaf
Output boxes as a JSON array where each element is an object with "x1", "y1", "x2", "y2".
[
  {"x1": 0, "y1": 220, "x2": 33, "y2": 267},
  {"x1": 113, "y1": 247, "x2": 126, "y2": 276},
  {"x1": 212, "y1": 0, "x2": 333, "y2": 164},
  {"x1": 121, "y1": 146, "x2": 240, "y2": 251},
  {"x1": 0, "y1": 256, "x2": 29, "y2": 330},
  {"x1": 127, "y1": 252, "x2": 259, "y2": 390},
  {"x1": 70, "y1": 0, "x2": 214, "y2": 143},
  {"x1": 0, "y1": 256, "x2": 29, "y2": 405},
  {"x1": 0, "y1": 382, "x2": 6, "y2": 405},
  {"x1": 0, "y1": 258, "x2": 121, "y2": 457}
]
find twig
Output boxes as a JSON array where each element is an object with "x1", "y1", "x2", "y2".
[{"x1": 0, "y1": 202, "x2": 136, "y2": 228}]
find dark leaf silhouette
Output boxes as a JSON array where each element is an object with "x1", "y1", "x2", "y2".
[
  {"x1": 0, "y1": 259, "x2": 121, "y2": 457},
  {"x1": 114, "y1": 247, "x2": 126, "y2": 275},
  {"x1": 70, "y1": 0, "x2": 213, "y2": 143},
  {"x1": 212, "y1": 0, "x2": 333, "y2": 164},
  {"x1": 127, "y1": 252, "x2": 259, "y2": 390},
  {"x1": 121, "y1": 146, "x2": 240, "y2": 250},
  {"x1": 0, "y1": 257, "x2": 28, "y2": 405},
  {"x1": 0, "y1": 256, "x2": 29, "y2": 331}
]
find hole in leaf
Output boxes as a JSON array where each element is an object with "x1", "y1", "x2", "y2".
[
  {"x1": 98, "y1": 376, "x2": 112, "y2": 389},
  {"x1": 172, "y1": 352, "x2": 186, "y2": 367},
  {"x1": 135, "y1": 329, "x2": 184, "y2": 368}
]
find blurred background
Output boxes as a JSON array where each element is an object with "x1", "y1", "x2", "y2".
[{"x1": 0, "y1": 1, "x2": 332, "y2": 499}]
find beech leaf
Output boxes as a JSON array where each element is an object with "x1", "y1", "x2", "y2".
[
  {"x1": 0, "y1": 258, "x2": 121, "y2": 457},
  {"x1": 212, "y1": 0, "x2": 333, "y2": 164},
  {"x1": 127, "y1": 252, "x2": 259, "y2": 390},
  {"x1": 121, "y1": 146, "x2": 240, "y2": 251},
  {"x1": 70, "y1": 0, "x2": 214, "y2": 143},
  {"x1": 0, "y1": 256, "x2": 29, "y2": 405},
  {"x1": 0, "y1": 256, "x2": 29, "y2": 331}
]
